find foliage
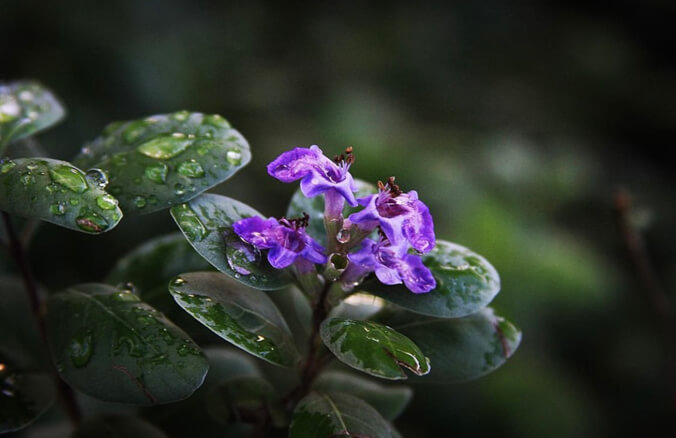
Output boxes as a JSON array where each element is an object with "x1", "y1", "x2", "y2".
[{"x1": 0, "y1": 81, "x2": 519, "y2": 437}]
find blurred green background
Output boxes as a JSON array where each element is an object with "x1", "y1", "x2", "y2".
[{"x1": 2, "y1": 1, "x2": 675, "y2": 437}]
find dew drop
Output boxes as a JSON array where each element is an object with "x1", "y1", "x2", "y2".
[
  {"x1": 223, "y1": 229, "x2": 260, "y2": 275},
  {"x1": 173, "y1": 204, "x2": 207, "y2": 241},
  {"x1": 134, "y1": 196, "x2": 147, "y2": 208},
  {"x1": 336, "y1": 228, "x2": 351, "y2": 244},
  {"x1": 20, "y1": 172, "x2": 35, "y2": 186},
  {"x1": 123, "y1": 121, "x2": 147, "y2": 144},
  {"x1": 144, "y1": 163, "x2": 168, "y2": 184},
  {"x1": 174, "y1": 183, "x2": 187, "y2": 196},
  {"x1": 203, "y1": 114, "x2": 230, "y2": 129},
  {"x1": 96, "y1": 194, "x2": 118, "y2": 210},
  {"x1": 26, "y1": 161, "x2": 39, "y2": 171},
  {"x1": 69, "y1": 330, "x2": 94, "y2": 368},
  {"x1": 111, "y1": 152, "x2": 128, "y2": 167},
  {"x1": 137, "y1": 133, "x2": 192, "y2": 159},
  {"x1": 85, "y1": 168, "x2": 109, "y2": 189},
  {"x1": 49, "y1": 165, "x2": 88, "y2": 193},
  {"x1": 49, "y1": 202, "x2": 67, "y2": 216},
  {"x1": 171, "y1": 110, "x2": 190, "y2": 121},
  {"x1": 76, "y1": 211, "x2": 108, "y2": 233},
  {"x1": 0, "y1": 95, "x2": 21, "y2": 122},
  {"x1": 226, "y1": 148, "x2": 242, "y2": 165},
  {"x1": 171, "y1": 277, "x2": 185, "y2": 287},
  {"x1": 0, "y1": 160, "x2": 16, "y2": 174},
  {"x1": 18, "y1": 90, "x2": 34, "y2": 101},
  {"x1": 69, "y1": 198, "x2": 80, "y2": 206},
  {"x1": 177, "y1": 159, "x2": 205, "y2": 178}
]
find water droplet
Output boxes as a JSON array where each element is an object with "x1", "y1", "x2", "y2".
[
  {"x1": 20, "y1": 172, "x2": 35, "y2": 186},
  {"x1": 196, "y1": 144, "x2": 210, "y2": 156},
  {"x1": 18, "y1": 90, "x2": 34, "y2": 101},
  {"x1": 45, "y1": 182, "x2": 59, "y2": 193},
  {"x1": 26, "y1": 161, "x2": 39, "y2": 171},
  {"x1": 336, "y1": 228, "x2": 351, "y2": 244},
  {"x1": 134, "y1": 196, "x2": 147, "y2": 208},
  {"x1": 203, "y1": 114, "x2": 230, "y2": 129},
  {"x1": 95, "y1": 194, "x2": 117, "y2": 210},
  {"x1": 174, "y1": 183, "x2": 187, "y2": 196},
  {"x1": 116, "y1": 282, "x2": 137, "y2": 294},
  {"x1": 173, "y1": 204, "x2": 206, "y2": 241},
  {"x1": 144, "y1": 163, "x2": 168, "y2": 184},
  {"x1": 85, "y1": 168, "x2": 109, "y2": 189},
  {"x1": 171, "y1": 277, "x2": 185, "y2": 287},
  {"x1": 223, "y1": 229, "x2": 260, "y2": 275},
  {"x1": 226, "y1": 148, "x2": 242, "y2": 165},
  {"x1": 49, "y1": 165, "x2": 88, "y2": 193},
  {"x1": 112, "y1": 290, "x2": 140, "y2": 302},
  {"x1": 76, "y1": 211, "x2": 108, "y2": 232},
  {"x1": 49, "y1": 202, "x2": 67, "y2": 216},
  {"x1": 148, "y1": 195, "x2": 158, "y2": 205},
  {"x1": 69, "y1": 331, "x2": 94, "y2": 368},
  {"x1": 137, "y1": 134, "x2": 192, "y2": 159},
  {"x1": 171, "y1": 110, "x2": 190, "y2": 121},
  {"x1": 0, "y1": 95, "x2": 21, "y2": 122},
  {"x1": 69, "y1": 198, "x2": 80, "y2": 206},
  {"x1": 123, "y1": 121, "x2": 147, "y2": 144},
  {"x1": 177, "y1": 159, "x2": 205, "y2": 178},
  {"x1": 0, "y1": 160, "x2": 16, "y2": 174}
]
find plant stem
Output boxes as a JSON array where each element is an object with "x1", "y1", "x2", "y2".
[
  {"x1": 1, "y1": 211, "x2": 82, "y2": 426},
  {"x1": 286, "y1": 279, "x2": 333, "y2": 410},
  {"x1": 614, "y1": 191, "x2": 676, "y2": 419}
]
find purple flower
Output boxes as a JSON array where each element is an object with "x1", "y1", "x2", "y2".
[
  {"x1": 348, "y1": 177, "x2": 435, "y2": 253},
  {"x1": 233, "y1": 215, "x2": 327, "y2": 270},
  {"x1": 267, "y1": 145, "x2": 359, "y2": 214},
  {"x1": 342, "y1": 238, "x2": 436, "y2": 294}
]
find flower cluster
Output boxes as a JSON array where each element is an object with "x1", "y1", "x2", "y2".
[{"x1": 232, "y1": 145, "x2": 436, "y2": 293}]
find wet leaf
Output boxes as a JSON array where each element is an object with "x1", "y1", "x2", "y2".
[
  {"x1": 0, "y1": 81, "x2": 65, "y2": 153},
  {"x1": 168, "y1": 271, "x2": 300, "y2": 368},
  {"x1": 376, "y1": 307, "x2": 521, "y2": 382},
  {"x1": 320, "y1": 318, "x2": 430, "y2": 380},
  {"x1": 362, "y1": 240, "x2": 500, "y2": 318},
  {"x1": 286, "y1": 178, "x2": 377, "y2": 245},
  {"x1": 171, "y1": 193, "x2": 292, "y2": 290},
  {"x1": 314, "y1": 371, "x2": 412, "y2": 420},
  {"x1": 0, "y1": 158, "x2": 123, "y2": 234},
  {"x1": 73, "y1": 112, "x2": 250, "y2": 215},
  {"x1": 0, "y1": 349, "x2": 55, "y2": 434},
  {"x1": 204, "y1": 375, "x2": 276, "y2": 425},
  {"x1": 72, "y1": 415, "x2": 168, "y2": 438},
  {"x1": 290, "y1": 392, "x2": 391, "y2": 438},
  {"x1": 46, "y1": 283, "x2": 208, "y2": 405}
]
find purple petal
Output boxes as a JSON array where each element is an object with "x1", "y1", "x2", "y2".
[
  {"x1": 267, "y1": 245, "x2": 298, "y2": 269},
  {"x1": 232, "y1": 216, "x2": 279, "y2": 249},
  {"x1": 374, "y1": 265, "x2": 402, "y2": 285},
  {"x1": 402, "y1": 199, "x2": 435, "y2": 253},
  {"x1": 397, "y1": 254, "x2": 436, "y2": 293},
  {"x1": 266, "y1": 146, "x2": 325, "y2": 183}
]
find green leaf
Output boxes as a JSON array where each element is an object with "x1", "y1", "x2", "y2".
[
  {"x1": 0, "y1": 81, "x2": 65, "y2": 153},
  {"x1": 73, "y1": 415, "x2": 168, "y2": 438},
  {"x1": 0, "y1": 158, "x2": 123, "y2": 234},
  {"x1": 73, "y1": 111, "x2": 250, "y2": 215},
  {"x1": 46, "y1": 283, "x2": 209, "y2": 405},
  {"x1": 168, "y1": 271, "x2": 301, "y2": 368},
  {"x1": 320, "y1": 318, "x2": 430, "y2": 380},
  {"x1": 106, "y1": 232, "x2": 212, "y2": 302},
  {"x1": 170, "y1": 193, "x2": 292, "y2": 290},
  {"x1": 0, "y1": 349, "x2": 55, "y2": 434},
  {"x1": 314, "y1": 371, "x2": 412, "y2": 420},
  {"x1": 377, "y1": 307, "x2": 521, "y2": 382},
  {"x1": 204, "y1": 375, "x2": 276, "y2": 425},
  {"x1": 286, "y1": 178, "x2": 377, "y2": 245},
  {"x1": 362, "y1": 240, "x2": 500, "y2": 318},
  {"x1": 290, "y1": 392, "x2": 391, "y2": 438}
]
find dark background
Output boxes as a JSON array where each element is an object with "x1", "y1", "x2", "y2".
[{"x1": 2, "y1": 1, "x2": 675, "y2": 437}]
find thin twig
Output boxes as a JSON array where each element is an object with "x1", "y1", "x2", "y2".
[
  {"x1": 614, "y1": 190, "x2": 676, "y2": 417},
  {"x1": 1, "y1": 211, "x2": 82, "y2": 425}
]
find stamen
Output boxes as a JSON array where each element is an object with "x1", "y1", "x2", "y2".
[
  {"x1": 281, "y1": 212, "x2": 310, "y2": 229},
  {"x1": 333, "y1": 146, "x2": 355, "y2": 165},
  {"x1": 377, "y1": 176, "x2": 402, "y2": 197}
]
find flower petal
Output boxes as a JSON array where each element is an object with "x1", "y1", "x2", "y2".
[
  {"x1": 397, "y1": 254, "x2": 436, "y2": 293},
  {"x1": 232, "y1": 216, "x2": 279, "y2": 248},
  {"x1": 267, "y1": 245, "x2": 298, "y2": 269}
]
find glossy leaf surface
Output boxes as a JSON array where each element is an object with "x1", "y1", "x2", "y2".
[
  {"x1": 73, "y1": 111, "x2": 250, "y2": 215},
  {"x1": 0, "y1": 81, "x2": 65, "y2": 152},
  {"x1": 0, "y1": 158, "x2": 122, "y2": 234},
  {"x1": 169, "y1": 271, "x2": 300, "y2": 367},
  {"x1": 363, "y1": 240, "x2": 500, "y2": 318},
  {"x1": 290, "y1": 392, "x2": 391, "y2": 438},
  {"x1": 314, "y1": 371, "x2": 412, "y2": 420},
  {"x1": 171, "y1": 193, "x2": 292, "y2": 290},
  {"x1": 46, "y1": 284, "x2": 208, "y2": 405},
  {"x1": 378, "y1": 307, "x2": 521, "y2": 382},
  {"x1": 320, "y1": 318, "x2": 430, "y2": 380}
]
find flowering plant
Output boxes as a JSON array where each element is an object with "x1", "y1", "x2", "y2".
[{"x1": 0, "y1": 81, "x2": 520, "y2": 437}]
